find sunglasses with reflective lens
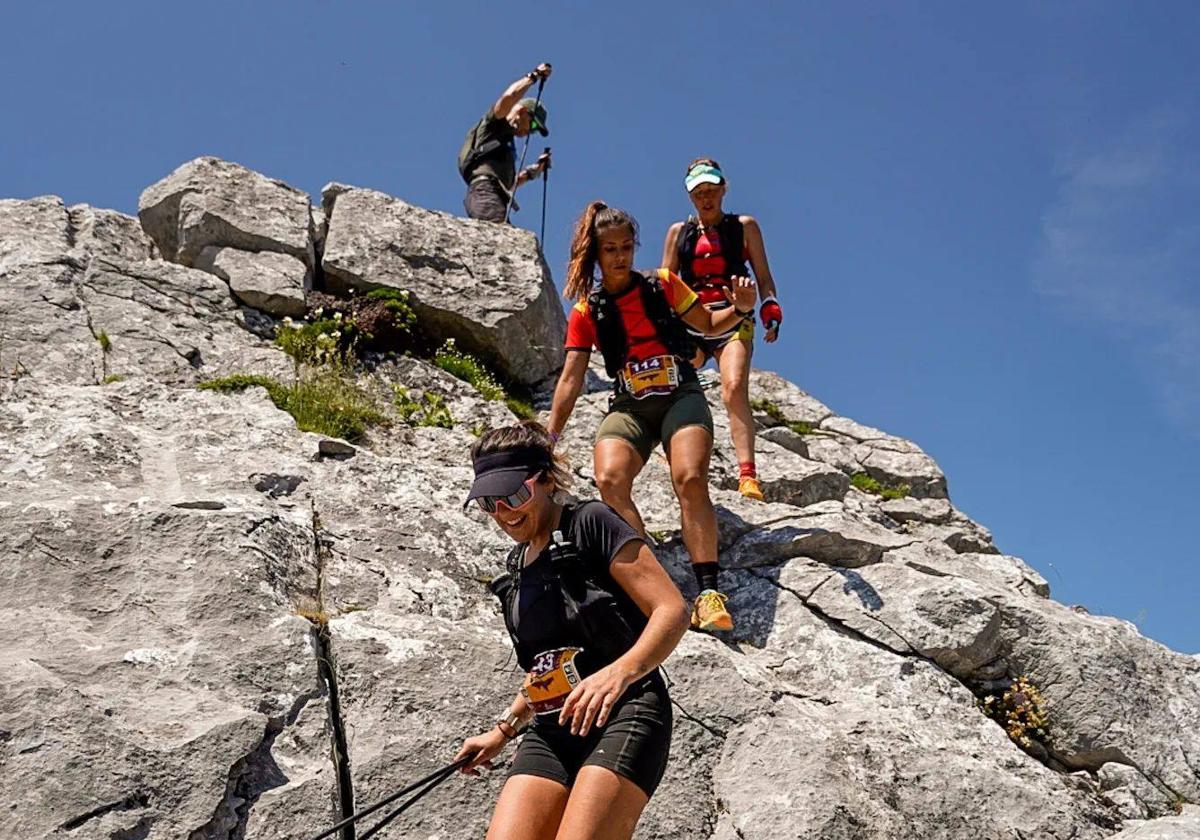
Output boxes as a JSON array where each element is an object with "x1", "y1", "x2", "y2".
[{"x1": 476, "y1": 473, "x2": 541, "y2": 514}]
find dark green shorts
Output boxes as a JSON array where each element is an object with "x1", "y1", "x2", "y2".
[{"x1": 596, "y1": 382, "x2": 714, "y2": 463}]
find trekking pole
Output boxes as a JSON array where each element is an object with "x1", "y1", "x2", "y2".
[
  {"x1": 539, "y1": 146, "x2": 551, "y2": 244},
  {"x1": 504, "y1": 73, "x2": 547, "y2": 225},
  {"x1": 357, "y1": 760, "x2": 462, "y2": 839},
  {"x1": 303, "y1": 757, "x2": 469, "y2": 840}
]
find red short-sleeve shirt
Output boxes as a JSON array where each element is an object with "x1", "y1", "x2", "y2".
[{"x1": 565, "y1": 269, "x2": 699, "y2": 362}]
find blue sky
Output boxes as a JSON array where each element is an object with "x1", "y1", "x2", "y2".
[{"x1": 2, "y1": 2, "x2": 1197, "y2": 652}]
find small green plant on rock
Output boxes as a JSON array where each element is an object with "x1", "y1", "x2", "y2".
[
  {"x1": 434, "y1": 339, "x2": 505, "y2": 400},
  {"x1": 981, "y1": 676, "x2": 1050, "y2": 751},
  {"x1": 851, "y1": 472, "x2": 910, "y2": 500},
  {"x1": 275, "y1": 316, "x2": 358, "y2": 367},
  {"x1": 750, "y1": 397, "x2": 816, "y2": 435},
  {"x1": 102, "y1": 374, "x2": 126, "y2": 384},
  {"x1": 393, "y1": 386, "x2": 455, "y2": 429},
  {"x1": 199, "y1": 370, "x2": 386, "y2": 442}
]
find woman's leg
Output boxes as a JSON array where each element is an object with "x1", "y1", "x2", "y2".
[
  {"x1": 593, "y1": 438, "x2": 648, "y2": 536},
  {"x1": 663, "y1": 425, "x2": 718, "y2": 567},
  {"x1": 713, "y1": 337, "x2": 755, "y2": 470},
  {"x1": 713, "y1": 336, "x2": 761, "y2": 500},
  {"x1": 553, "y1": 766, "x2": 650, "y2": 840},
  {"x1": 487, "y1": 775, "x2": 571, "y2": 840}
]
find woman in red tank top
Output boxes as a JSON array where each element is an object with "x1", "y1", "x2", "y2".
[{"x1": 662, "y1": 158, "x2": 784, "y2": 502}]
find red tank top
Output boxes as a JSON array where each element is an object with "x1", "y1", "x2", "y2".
[{"x1": 688, "y1": 226, "x2": 750, "y2": 305}]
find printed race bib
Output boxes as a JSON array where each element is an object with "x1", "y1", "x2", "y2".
[
  {"x1": 620, "y1": 355, "x2": 679, "y2": 399},
  {"x1": 522, "y1": 647, "x2": 584, "y2": 715}
]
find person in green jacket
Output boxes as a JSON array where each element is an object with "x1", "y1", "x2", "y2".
[{"x1": 458, "y1": 63, "x2": 552, "y2": 222}]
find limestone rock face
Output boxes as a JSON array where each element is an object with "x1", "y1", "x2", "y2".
[
  {"x1": 138, "y1": 157, "x2": 314, "y2": 267},
  {"x1": 321, "y1": 184, "x2": 565, "y2": 385},
  {"x1": 3, "y1": 184, "x2": 1199, "y2": 840},
  {"x1": 196, "y1": 246, "x2": 309, "y2": 318}
]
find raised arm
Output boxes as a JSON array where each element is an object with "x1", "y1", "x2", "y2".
[
  {"x1": 661, "y1": 222, "x2": 684, "y2": 273},
  {"x1": 493, "y1": 62, "x2": 552, "y2": 119},
  {"x1": 558, "y1": 540, "x2": 689, "y2": 735},
  {"x1": 680, "y1": 275, "x2": 757, "y2": 335},
  {"x1": 546, "y1": 349, "x2": 590, "y2": 441}
]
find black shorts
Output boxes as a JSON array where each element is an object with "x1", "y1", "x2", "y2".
[
  {"x1": 508, "y1": 674, "x2": 672, "y2": 798},
  {"x1": 464, "y1": 177, "x2": 509, "y2": 222}
]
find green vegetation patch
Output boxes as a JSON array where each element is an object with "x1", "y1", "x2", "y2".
[
  {"x1": 394, "y1": 386, "x2": 454, "y2": 429},
  {"x1": 102, "y1": 374, "x2": 126, "y2": 384},
  {"x1": 434, "y1": 340, "x2": 505, "y2": 401},
  {"x1": 751, "y1": 397, "x2": 816, "y2": 435},
  {"x1": 850, "y1": 472, "x2": 911, "y2": 500},
  {"x1": 275, "y1": 317, "x2": 358, "y2": 366},
  {"x1": 200, "y1": 370, "x2": 386, "y2": 442}
]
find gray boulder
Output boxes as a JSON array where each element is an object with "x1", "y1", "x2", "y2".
[
  {"x1": 196, "y1": 246, "x2": 309, "y2": 318},
  {"x1": 5, "y1": 186, "x2": 1199, "y2": 840},
  {"x1": 138, "y1": 157, "x2": 314, "y2": 267},
  {"x1": 321, "y1": 184, "x2": 565, "y2": 385},
  {"x1": 1108, "y1": 807, "x2": 1200, "y2": 839}
]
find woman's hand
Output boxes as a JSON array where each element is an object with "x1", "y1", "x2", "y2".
[
  {"x1": 558, "y1": 663, "x2": 637, "y2": 737},
  {"x1": 723, "y1": 275, "x2": 758, "y2": 314},
  {"x1": 454, "y1": 727, "x2": 511, "y2": 777}
]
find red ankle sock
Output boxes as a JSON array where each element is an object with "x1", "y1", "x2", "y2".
[{"x1": 739, "y1": 461, "x2": 757, "y2": 479}]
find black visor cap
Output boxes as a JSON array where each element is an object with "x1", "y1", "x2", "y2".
[{"x1": 464, "y1": 447, "x2": 551, "y2": 508}]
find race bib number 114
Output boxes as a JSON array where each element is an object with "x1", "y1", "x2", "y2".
[{"x1": 622, "y1": 355, "x2": 679, "y2": 399}]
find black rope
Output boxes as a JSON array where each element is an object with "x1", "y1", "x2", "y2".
[
  {"x1": 504, "y1": 76, "x2": 545, "y2": 225},
  {"x1": 540, "y1": 145, "x2": 551, "y2": 245},
  {"x1": 304, "y1": 757, "x2": 469, "y2": 840},
  {"x1": 357, "y1": 759, "x2": 462, "y2": 839}
]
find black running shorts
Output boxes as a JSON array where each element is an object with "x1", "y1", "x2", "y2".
[{"x1": 507, "y1": 674, "x2": 672, "y2": 798}]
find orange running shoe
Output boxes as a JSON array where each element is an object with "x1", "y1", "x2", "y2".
[
  {"x1": 738, "y1": 476, "x2": 765, "y2": 501},
  {"x1": 691, "y1": 590, "x2": 734, "y2": 632}
]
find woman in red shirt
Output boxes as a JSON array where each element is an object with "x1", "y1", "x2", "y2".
[
  {"x1": 547, "y1": 201, "x2": 756, "y2": 632},
  {"x1": 662, "y1": 158, "x2": 784, "y2": 502}
]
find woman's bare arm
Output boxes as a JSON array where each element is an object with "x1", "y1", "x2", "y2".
[
  {"x1": 546, "y1": 350, "x2": 590, "y2": 440},
  {"x1": 661, "y1": 222, "x2": 684, "y2": 273},
  {"x1": 557, "y1": 540, "x2": 689, "y2": 735}
]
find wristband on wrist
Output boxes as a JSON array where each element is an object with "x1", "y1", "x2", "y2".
[
  {"x1": 549, "y1": 431, "x2": 560, "y2": 443},
  {"x1": 496, "y1": 709, "x2": 525, "y2": 739},
  {"x1": 760, "y1": 295, "x2": 779, "y2": 307},
  {"x1": 734, "y1": 306, "x2": 754, "y2": 318}
]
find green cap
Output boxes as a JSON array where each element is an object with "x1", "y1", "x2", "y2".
[{"x1": 519, "y1": 98, "x2": 549, "y2": 136}]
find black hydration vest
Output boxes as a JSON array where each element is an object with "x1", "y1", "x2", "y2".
[
  {"x1": 488, "y1": 504, "x2": 646, "y2": 673},
  {"x1": 587, "y1": 270, "x2": 698, "y2": 381},
  {"x1": 676, "y1": 214, "x2": 748, "y2": 288}
]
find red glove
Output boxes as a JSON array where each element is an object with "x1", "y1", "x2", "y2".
[{"x1": 760, "y1": 297, "x2": 783, "y2": 331}]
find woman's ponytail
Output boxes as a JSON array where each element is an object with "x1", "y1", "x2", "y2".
[{"x1": 563, "y1": 201, "x2": 640, "y2": 302}]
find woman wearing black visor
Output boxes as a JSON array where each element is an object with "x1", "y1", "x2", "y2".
[{"x1": 455, "y1": 421, "x2": 689, "y2": 840}]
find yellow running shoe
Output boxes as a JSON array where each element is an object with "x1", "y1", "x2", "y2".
[
  {"x1": 691, "y1": 590, "x2": 734, "y2": 632},
  {"x1": 738, "y1": 476, "x2": 765, "y2": 502}
]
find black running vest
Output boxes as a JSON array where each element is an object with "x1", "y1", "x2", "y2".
[
  {"x1": 586, "y1": 270, "x2": 698, "y2": 381},
  {"x1": 675, "y1": 214, "x2": 748, "y2": 288}
]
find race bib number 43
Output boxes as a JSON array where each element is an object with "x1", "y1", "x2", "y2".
[
  {"x1": 522, "y1": 647, "x2": 584, "y2": 716},
  {"x1": 621, "y1": 355, "x2": 679, "y2": 399}
]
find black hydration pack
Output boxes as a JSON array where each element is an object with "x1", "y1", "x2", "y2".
[
  {"x1": 488, "y1": 505, "x2": 645, "y2": 673},
  {"x1": 457, "y1": 115, "x2": 514, "y2": 185},
  {"x1": 587, "y1": 270, "x2": 698, "y2": 381},
  {"x1": 676, "y1": 214, "x2": 748, "y2": 288}
]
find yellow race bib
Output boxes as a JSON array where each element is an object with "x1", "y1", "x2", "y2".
[
  {"x1": 620, "y1": 355, "x2": 680, "y2": 399},
  {"x1": 522, "y1": 647, "x2": 584, "y2": 716}
]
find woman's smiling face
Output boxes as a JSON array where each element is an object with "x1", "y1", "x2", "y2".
[{"x1": 489, "y1": 473, "x2": 554, "y2": 543}]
